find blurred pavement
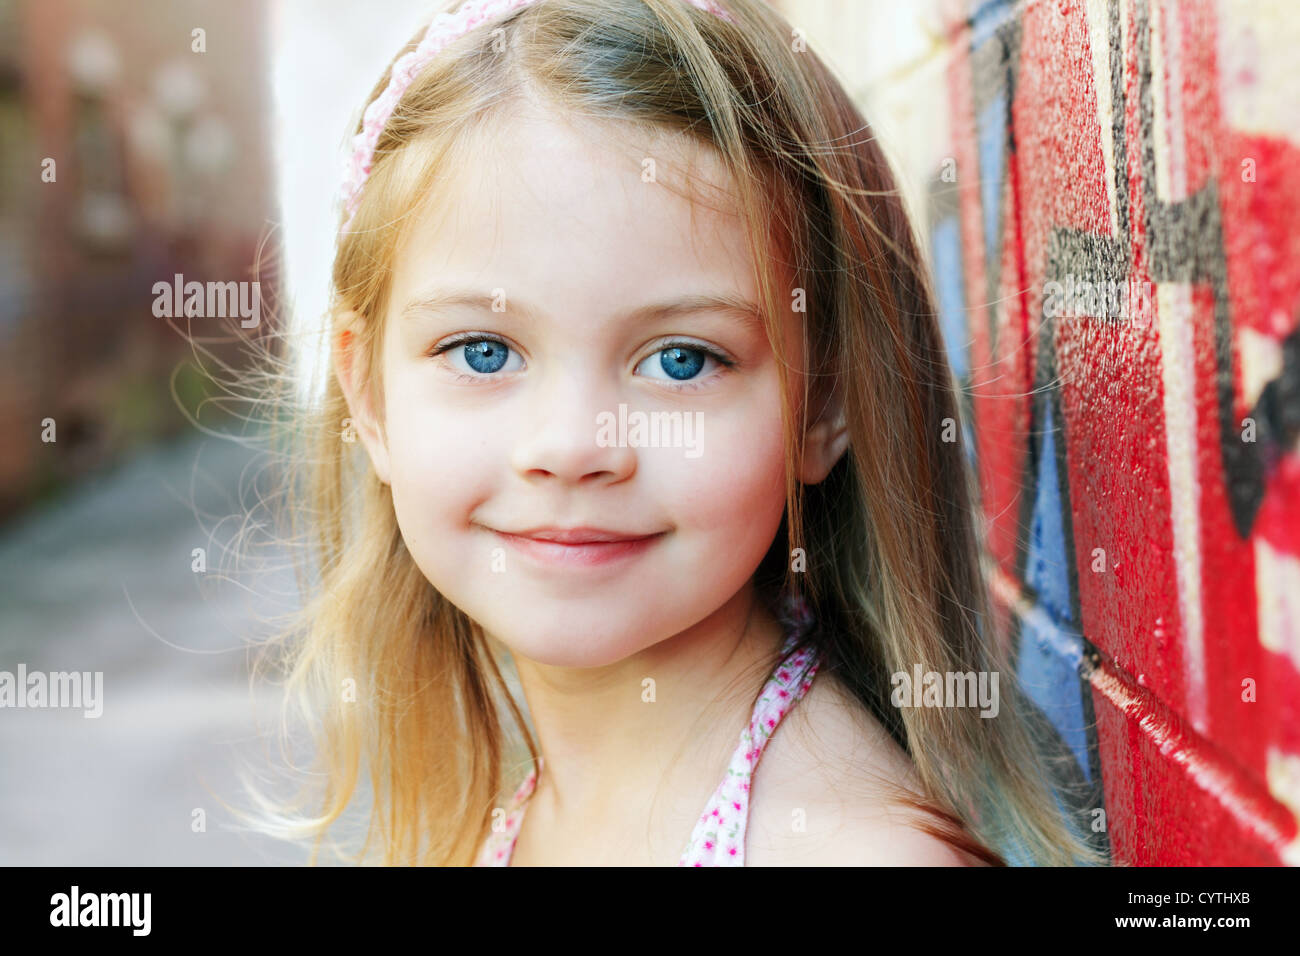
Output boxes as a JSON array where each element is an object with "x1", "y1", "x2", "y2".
[{"x1": 0, "y1": 431, "x2": 318, "y2": 865}]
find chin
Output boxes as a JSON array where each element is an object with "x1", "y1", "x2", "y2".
[{"x1": 485, "y1": 614, "x2": 655, "y2": 669}]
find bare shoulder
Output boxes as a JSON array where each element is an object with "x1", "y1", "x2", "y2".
[{"x1": 745, "y1": 669, "x2": 989, "y2": 867}]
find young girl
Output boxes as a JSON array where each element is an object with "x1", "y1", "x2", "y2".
[{"x1": 237, "y1": 0, "x2": 1106, "y2": 866}]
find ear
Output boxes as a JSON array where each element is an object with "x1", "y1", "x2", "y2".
[
  {"x1": 798, "y1": 386, "x2": 849, "y2": 485},
  {"x1": 333, "y1": 314, "x2": 392, "y2": 486}
]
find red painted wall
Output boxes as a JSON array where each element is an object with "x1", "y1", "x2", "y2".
[{"x1": 931, "y1": 0, "x2": 1299, "y2": 864}]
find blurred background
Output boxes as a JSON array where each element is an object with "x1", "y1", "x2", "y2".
[
  {"x1": 0, "y1": 0, "x2": 435, "y2": 865},
  {"x1": 1, "y1": 0, "x2": 1297, "y2": 866}
]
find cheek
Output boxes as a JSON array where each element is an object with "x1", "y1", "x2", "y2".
[
  {"x1": 665, "y1": 395, "x2": 788, "y2": 541},
  {"x1": 381, "y1": 373, "x2": 498, "y2": 540}
]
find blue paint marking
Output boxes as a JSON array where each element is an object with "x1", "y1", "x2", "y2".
[
  {"x1": 1019, "y1": 402, "x2": 1090, "y2": 778},
  {"x1": 1025, "y1": 402, "x2": 1073, "y2": 622},
  {"x1": 970, "y1": 0, "x2": 1017, "y2": 50},
  {"x1": 930, "y1": 216, "x2": 970, "y2": 382},
  {"x1": 970, "y1": 0, "x2": 1013, "y2": 279},
  {"x1": 976, "y1": 92, "x2": 1006, "y2": 275},
  {"x1": 1018, "y1": 614, "x2": 1091, "y2": 780}
]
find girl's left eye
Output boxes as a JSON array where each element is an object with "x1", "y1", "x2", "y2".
[{"x1": 634, "y1": 342, "x2": 734, "y2": 388}]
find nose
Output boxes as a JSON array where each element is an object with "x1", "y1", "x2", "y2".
[{"x1": 509, "y1": 368, "x2": 638, "y2": 484}]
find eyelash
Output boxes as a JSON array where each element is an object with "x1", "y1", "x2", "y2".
[{"x1": 427, "y1": 334, "x2": 736, "y2": 392}]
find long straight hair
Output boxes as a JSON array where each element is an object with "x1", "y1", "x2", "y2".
[{"x1": 230, "y1": 0, "x2": 1107, "y2": 866}]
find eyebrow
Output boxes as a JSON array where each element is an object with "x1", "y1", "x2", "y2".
[{"x1": 400, "y1": 287, "x2": 764, "y2": 330}]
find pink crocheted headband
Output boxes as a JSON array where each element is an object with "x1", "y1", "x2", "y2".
[{"x1": 339, "y1": 0, "x2": 734, "y2": 232}]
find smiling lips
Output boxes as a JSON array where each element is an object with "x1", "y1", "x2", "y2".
[{"x1": 490, "y1": 526, "x2": 665, "y2": 568}]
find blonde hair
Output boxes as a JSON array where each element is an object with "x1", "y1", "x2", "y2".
[{"x1": 223, "y1": 0, "x2": 1108, "y2": 866}]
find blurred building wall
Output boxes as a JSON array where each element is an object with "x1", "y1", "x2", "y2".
[
  {"x1": 773, "y1": 0, "x2": 1300, "y2": 864},
  {"x1": 0, "y1": 0, "x2": 274, "y2": 518}
]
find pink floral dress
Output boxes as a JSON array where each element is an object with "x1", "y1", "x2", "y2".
[{"x1": 475, "y1": 596, "x2": 819, "y2": 866}]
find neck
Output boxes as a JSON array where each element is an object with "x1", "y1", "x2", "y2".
[{"x1": 507, "y1": 583, "x2": 787, "y2": 826}]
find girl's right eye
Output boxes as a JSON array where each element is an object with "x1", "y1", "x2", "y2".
[{"x1": 428, "y1": 335, "x2": 524, "y2": 379}]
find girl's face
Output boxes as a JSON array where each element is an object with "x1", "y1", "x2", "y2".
[{"x1": 342, "y1": 106, "x2": 841, "y2": 667}]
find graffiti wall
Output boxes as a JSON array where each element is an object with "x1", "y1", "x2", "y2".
[
  {"x1": 775, "y1": 0, "x2": 1300, "y2": 865},
  {"x1": 920, "y1": 0, "x2": 1300, "y2": 864}
]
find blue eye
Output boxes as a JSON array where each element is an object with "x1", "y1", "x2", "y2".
[
  {"x1": 463, "y1": 339, "x2": 508, "y2": 374},
  {"x1": 635, "y1": 342, "x2": 732, "y2": 385},
  {"x1": 430, "y1": 335, "x2": 522, "y2": 378},
  {"x1": 659, "y1": 347, "x2": 704, "y2": 380}
]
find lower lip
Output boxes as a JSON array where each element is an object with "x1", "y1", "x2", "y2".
[{"x1": 492, "y1": 531, "x2": 664, "y2": 568}]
